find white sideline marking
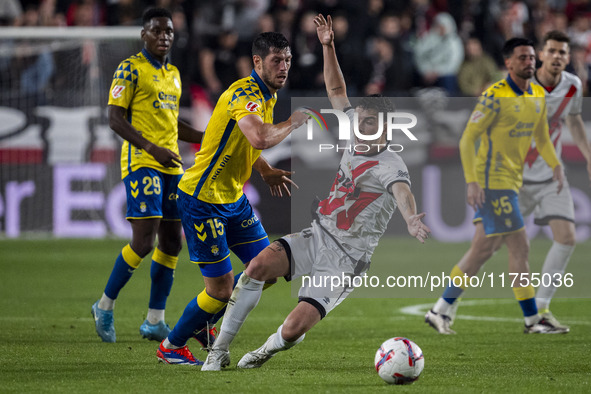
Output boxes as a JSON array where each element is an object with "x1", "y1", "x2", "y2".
[{"x1": 400, "y1": 299, "x2": 591, "y2": 325}]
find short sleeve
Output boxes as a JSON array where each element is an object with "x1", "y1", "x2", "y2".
[
  {"x1": 229, "y1": 86, "x2": 264, "y2": 122},
  {"x1": 108, "y1": 60, "x2": 138, "y2": 109},
  {"x1": 374, "y1": 154, "x2": 411, "y2": 193}
]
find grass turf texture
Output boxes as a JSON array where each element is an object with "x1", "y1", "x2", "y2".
[{"x1": 1, "y1": 238, "x2": 589, "y2": 393}]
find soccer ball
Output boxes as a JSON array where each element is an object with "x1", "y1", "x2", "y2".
[{"x1": 374, "y1": 337, "x2": 424, "y2": 385}]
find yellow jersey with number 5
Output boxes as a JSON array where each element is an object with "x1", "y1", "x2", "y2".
[
  {"x1": 460, "y1": 74, "x2": 560, "y2": 192},
  {"x1": 108, "y1": 49, "x2": 182, "y2": 179},
  {"x1": 179, "y1": 70, "x2": 277, "y2": 204}
]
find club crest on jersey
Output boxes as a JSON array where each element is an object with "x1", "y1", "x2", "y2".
[
  {"x1": 140, "y1": 202, "x2": 147, "y2": 213},
  {"x1": 111, "y1": 85, "x2": 125, "y2": 99},
  {"x1": 211, "y1": 245, "x2": 219, "y2": 256},
  {"x1": 246, "y1": 101, "x2": 260, "y2": 112}
]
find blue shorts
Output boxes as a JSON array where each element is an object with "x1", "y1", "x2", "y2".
[
  {"x1": 473, "y1": 189, "x2": 524, "y2": 236},
  {"x1": 177, "y1": 190, "x2": 270, "y2": 277},
  {"x1": 124, "y1": 167, "x2": 182, "y2": 220}
]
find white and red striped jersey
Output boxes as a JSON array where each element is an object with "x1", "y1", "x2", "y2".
[
  {"x1": 526, "y1": 71, "x2": 583, "y2": 182},
  {"x1": 317, "y1": 108, "x2": 411, "y2": 263}
]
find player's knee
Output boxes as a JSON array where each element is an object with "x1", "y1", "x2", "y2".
[
  {"x1": 281, "y1": 320, "x2": 306, "y2": 342},
  {"x1": 245, "y1": 258, "x2": 272, "y2": 282},
  {"x1": 130, "y1": 242, "x2": 153, "y2": 258},
  {"x1": 204, "y1": 286, "x2": 232, "y2": 303},
  {"x1": 555, "y1": 232, "x2": 576, "y2": 246},
  {"x1": 159, "y1": 239, "x2": 182, "y2": 256}
]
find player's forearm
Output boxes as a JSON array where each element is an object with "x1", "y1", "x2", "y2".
[
  {"x1": 459, "y1": 130, "x2": 479, "y2": 183},
  {"x1": 253, "y1": 120, "x2": 299, "y2": 150},
  {"x1": 108, "y1": 106, "x2": 153, "y2": 151},
  {"x1": 322, "y1": 43, "x2": 346, "y2": 100},
  {"x1": 534, "y1": 127, "x2": 561, "y2": 169},
  {"x1": 392, "y1": 183, "x2": 418, "y2": 224},
  {"x1": 253, "y1": 155, "x2": 272, "y2": 174},
  {"x1": 178, "y1": 120, "x2": 204, "y2": 144},
  {"x1": 567, "y1": 115, "x2": 591, "y2": 164}
]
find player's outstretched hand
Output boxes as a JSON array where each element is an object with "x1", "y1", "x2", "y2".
[
  {"x1": 407, "y1": 212, "x2": 431, "y2": 243},
  {"x1": 314, "y1": 14, "x2": 334, "y2": 46},
  {"x1": 553, "y1": 164, "x2": 565, "y2": 194},
  {"x1": 290, "y1": 109, "x2": 312, "y2": 129},
  {"x1": 466, "y1": 182, "x2": 484, "y2": 210},
  {"x1": 259, "y1": 166, "x2": 299, "y2": 197},
  {"x1": 147, "y1": 144, "x2": 183, "y2": 168}
]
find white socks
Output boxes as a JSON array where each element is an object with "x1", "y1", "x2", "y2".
[
  {"x1": 536, "y1": 242, "x2": 575, "y2": 312},
  {"x1": 98, "y1": 293, "x2": 115, "y2": 310},
  {"x1": 214, "y1": 274, "x2": 265, "y2": 351},
  {"x1": 259, "y1": 324, "x2": 305, "y2": 355},
  {"x1": 433, "y1": 297, "x2": 453, "y2": 316},
  {"x1": 147, "y1": 308, "x2": 165, "y2": 324}
]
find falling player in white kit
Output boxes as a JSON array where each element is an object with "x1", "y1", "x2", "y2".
[
  {"x1": 521, "y1": 30, "x2": 591, "y2": 331},
  {"x1": 201, "y1": 13, "x2": 431, "y2": 371}
]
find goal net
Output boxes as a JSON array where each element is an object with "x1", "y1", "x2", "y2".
[{"x1": 0, "y1": 27, "x2": 142, "y2": 238}]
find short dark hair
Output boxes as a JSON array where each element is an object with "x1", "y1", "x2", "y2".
[
  {"x1": 142, "y1": 7, "x2": 172, "y2": 26},
  {"x1": 252, "y1": 32, "x2": 290, "y2": 58},
  {"x1": 542, "y1": 30, "x2": 570, "y2": 46},
  {"x1": 356, "y1": 94, "x2": 396, "y2": 114},
  {"x1": 502, "y1": 37, "x2": 535, "y2": 59}
]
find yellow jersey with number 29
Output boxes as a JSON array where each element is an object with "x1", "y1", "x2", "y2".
[{"x1": 108, "y1": 48, "x2": 182, "y2": 179}]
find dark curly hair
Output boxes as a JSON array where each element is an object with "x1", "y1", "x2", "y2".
[{"x1": 356, "y1": 94, "x2": 396, "y2": 114}]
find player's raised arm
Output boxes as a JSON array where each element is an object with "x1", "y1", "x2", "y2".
[
  {"x1": 108, "y1": 104, "x2": 182, "y2": 168},
  {"x1": 315, "y1": 14, "x2": 350, "y2": 111},
  {"x1": 391, "y1": 182, "x2": 431, "y2": 243}
]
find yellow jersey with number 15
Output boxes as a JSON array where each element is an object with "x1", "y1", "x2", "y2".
[
  {"x1": 108, "y1": 48, "x2": 182, "y2": 179},
  {"x1": 179, "y1": 70, "x2": 277, "y2": 204},
  {"x1": 460, "y1": 74, "x2": 560, "y2": 192}
]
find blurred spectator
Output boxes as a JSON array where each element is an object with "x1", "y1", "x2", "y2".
[
  {"x1": 331, "y1": 12, "x2": 370, "y2": 94},
  {"x1": 66, "y1": 0, "x2": 105, "y2": 26},
  {"x1": 570, "y1": 44, "x2": 590, "y2": 95},
  {"x1": 198, "y1": 29, "x2": 250, "y2": 99},
  {"x1": 413, "y1": 12, "x2": 464, "y2": 95},
  {"x1": 568, "y1": 13, "x2": 591, "y2": 60},
  {"x1": 457, "y1": 36, "x2": 500, "y2": 96},
  {"x1": 290, "y1": 10, "x2": 324, "y2": 90},
  {"x1": 365, "y1": 35, "x2": 414, "y2": 95},
  {"x1": 169, "y1": 7, "x2": 195, "y2": 107},
  {"x1": 105, "y1": 0, "x2": 144, "y2": 26},
  {"x1": 11, "y1": 3, "x2": 55, "y2": 109},
  {"x1": 0, "y1": 0, "x2": 22, "y2": 25}
]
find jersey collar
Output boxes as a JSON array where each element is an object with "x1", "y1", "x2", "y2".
[
  {"x1": 142, "y1": 48, "x2": 169, "y2": 71},
  {"x1": 250, "y1": 70, "x2": 274, "y2": 101},
  {"x1": 506, "y1": 73, "x2": 532, "y2": 96}
]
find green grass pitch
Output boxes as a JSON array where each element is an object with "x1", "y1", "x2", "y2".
[{"x1": 1, "y1": 238, "x2": 589, "y2": 393}]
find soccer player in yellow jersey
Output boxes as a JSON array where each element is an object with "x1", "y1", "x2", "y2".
[
  {"x1": 425, "y1": 38, "x2": 568, "y2": 334},
  {"x1": 90, "y1": 8, "x2": 204, "y2": 343},
  {"x1": 157, "y1": 32, "x2": 310, "y2": 364}
]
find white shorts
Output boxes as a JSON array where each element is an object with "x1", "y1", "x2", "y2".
[
  {"x1": 281, "y1": 221, "x2": 369, "y2": 318},
  {"x1": 519, "y1": 179, "x2": 575, "y2": 225}
]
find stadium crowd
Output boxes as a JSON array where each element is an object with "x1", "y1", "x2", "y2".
[{"x1": 1, "y1": 0, "x2": 591, "y2": 101}]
